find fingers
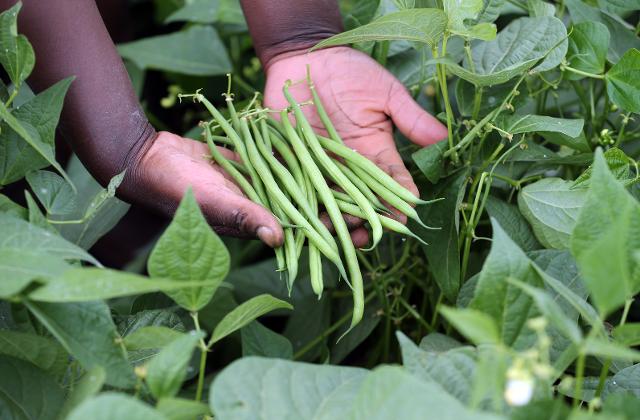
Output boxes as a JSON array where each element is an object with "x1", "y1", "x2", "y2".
[
  {"x1": 320, "y1": 211, "x2": 365, "y2": 233},
  {"x1": 350, "y1": 228, "x2": 370, "y2": 248},
  {"x1": 385, "y1": 79, "x2": 448, "y2": 146},
  {"x1": 197, "y1": 190, "x2": 284, "y2": 248}
]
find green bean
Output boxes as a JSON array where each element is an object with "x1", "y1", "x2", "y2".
[
  {"x1": 335, "y1": 200, "x2": 429, "y2": 246},
  {"x1": 283, "y1": 218, "x2": 298, "y2": 293},
  {"x1": 333, "y1": 159, "x2": 388, "y2": 211},
  {"x1": 283, "y1": 84, "x2": 383, "y2": 251},
  {"x1": 317, "y1": 135, "x2": 430, "y2": 206},
  {"x1": 330, "y1": 189, "x2": 390, "y2": 215},
  {"x1": 266, "y1": 124, "x2": 306, "y2": 190},
  {"x1": 306, "y1": 174, "x2": 323, "y2": 298},
  {"x1": 307, "y1": 70, "x2": 343, "y2": 145},
  {"x1": 347, "y1": 163, "x2": 437, "y2": 230},
  {"x1": 250, "y1": 119, "x2": 338, "y2": 253},
  {"x1": 205, "y1": 126, "x2": 287, "y2": 274},
  {"x1": 227, "y1": 158, "x2": 248, "y2": 176},
  {"x1": 240, "y1": 117, "x2": 348, "y2": 280},
  {"x1": 280, "y1": 109, "x2": 363, "y2": 330},
  {"x1": 209, "y1": 134, "x2": 233, "y2": 146}
]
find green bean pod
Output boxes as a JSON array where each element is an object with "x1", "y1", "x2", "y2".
[
  {"x1": 317, "y1": 135, "x2": 431, "y2": 206},
  {"x1": 306, "y1": 174, "x2": 323, "y2": 298},
  {"x1": 280, "y1": 109, "x2": 363, "y2": 330},
  {"x1": 283, "y1": 84, "x2": 383, "y2": 251},
  {"x1": 335, "y1": 200, "x2": 429, "y2": 246},
  {"x1": 240, "y1": 117, "x2": 348, "y2": 280},
  {"x1": 250, "y1": 119, "x2": 338, "y2": 253},
  {"x1": 333, "y1": 159, "x2": 388, "y2": 211},
  {"x1": 329, "y1": 189, "x2": 389, "y2": 215}
]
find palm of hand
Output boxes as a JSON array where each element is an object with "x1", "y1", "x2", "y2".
[{"x1": 263, "y1": 46, "x2": 448, "y2": 202}]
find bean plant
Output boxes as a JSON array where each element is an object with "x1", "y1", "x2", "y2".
[{"x1": 1, "y1": 0, "x2": 640, "y2": 419}]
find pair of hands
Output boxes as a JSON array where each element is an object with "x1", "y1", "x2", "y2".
[{"x1": 140, "y1": 47, "x2": 447, "y2": 248}]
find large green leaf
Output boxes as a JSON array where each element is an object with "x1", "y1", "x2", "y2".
[
  {"x1": 412, "y1": 140, "x2": 447, "y2": 184},
  {"x1": 397, "y1": 332, "x2": 476, "y2": 404},
  {"x1": 494, "y1": 115, "x2": 584, "y2": 138},
  {"x1": 440, "y1": 306, "x2": 501, "y2": 346},
  {"x1": 210, "y1": 357, "x2": 369, "y2": 419},
  {"x1": 416, "y1": 169, "x2": 469, "y2": 301},
  {"x1": 241, "y1": 321, "x2": 293, "y2": 359},
  {"x1": 0, "y1": 330, "x2": 67, "y2": 377},
  {"x1": 27, "y1": 268, "x2": 209, "y2": 302},
  {"x1": 442, "y1": 16, "x2": 568, "y2": 86},
  {"x1": 573, "y1": 147, "x2": 635, "y2": 188},
  {"x1": 67, "y1": 393, "x2": 166, "y2": 420},
  {"x1": 485, "y1": 196, "x2": 541, "y2": 252},
  {"x1": 165, "y1": 0, "x2": 246, "y2": 26},
  {"x1": 210, "y1": 294, "x2": 292, "y2": 345},
  {"x1": 567, "y1": 21, "x2": 610, "y2": 79},
  {"x1": 118, "y1": 25, "x2": 231, "y2": 76},
  {"x1": 0, "y1": 356, "x2": 64, "y2": 420},
  {"x1": 518, "y1": 178, "x2": 588, "y2": 249},
  {"x1": 606, "y1": 48, "x2": 640, "y2": 113},
  {"x1": 148, "y1": 188, "x2": 230, "y2": 311},
  {"x1": 313, "y1": 8, "x2": 447, "y2": 49},
  {"x1": 26, "y1": 170, "x2": 77, "y2": 216},
  {"x1": 157, "y1": 398, "x2": 210, "y2": 420},
  {"x1": 0, "y1": 214, "x2": 99, "y2": 265},
  {"x1": 347, "y1": 366, "x2": 502, "y2": 420},
  {"x1": 570, "y1": 149, "x2": 640, "y2": 317},
  {"x1": 25, "y1": 301, "x2": 135, "y2": 388},
  {"x1": 124, "y1": 326, "x2": 185, "y2": 351},
  {"x1": 146, "y1": 331, "x2": 204, "y2": 400},
  {"x1": 0, "y1": 247, "x2": 70, "y2": 298},
  {"x1": 469, "y1": 219, "x2": 542, "y2": 347},
  {"x1": 0, "y1": 3, "x2": 34, "y2": 86},
  {"x1": 444, "y1": 0, "x2": 496, "y2": 40}
]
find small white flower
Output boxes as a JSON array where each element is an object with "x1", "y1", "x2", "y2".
[{"x1": 504, "y1": 378, "x2": 534, "y2": 407}]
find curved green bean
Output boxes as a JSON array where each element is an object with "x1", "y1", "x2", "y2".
[
  {"x1": 241, "y1": 117, "x2": 348, "y2": 280},
  {"x1": 283, "y1": 84, "x2": 383, "y2": 251},
  {"x1": 280, "y1": 108, "x2": 364, "y2": 330},
  {"x1": 333, "y1": 159, "x2": 388, "y2": 211}
]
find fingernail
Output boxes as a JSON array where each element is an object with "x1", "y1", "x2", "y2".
[{"x1": 257, "y1": 226, "x2": 275, "y2": 246}]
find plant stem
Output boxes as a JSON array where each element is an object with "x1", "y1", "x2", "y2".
[
  {"x1": 620, "y1": 298, "x2": 633, "y2": 326},
  {"x1": 191, "y1": 312, "x2": 209, "y2": 402},
  {"x1": 573, "y1": 351, "x2": 586, "y2": 408},
  {"x1": 433, "y1": 38, "x2": 458, "y2": 164},
  {"x1": 562, "y1": 66, "x2": 605, "y2": 80},
  {"x1": 614, "y1": 113, "x2": 632, "y2": 147},
  {"x1": 399, "y1": 297, "x2": 433, "y2": 332}
]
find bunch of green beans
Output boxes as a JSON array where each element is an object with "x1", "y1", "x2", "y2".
[{"x1": 180, "y1": 77, "x2": 436, "y2": 335}]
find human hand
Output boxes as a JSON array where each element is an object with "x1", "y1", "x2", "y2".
[
  {"x1": 263, "y1": 46, "x2": 448, "y2": 227},
  {"x1": 137, "y1": 131, "x2": 284, "y2": 247}
]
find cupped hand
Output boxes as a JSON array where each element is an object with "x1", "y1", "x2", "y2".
[
  {"x1": 263, "y1": 46, "x2": 448, "y2": 232},
  {"x1": 137, "y1": 131, "x2": 284, "y2": 247}
]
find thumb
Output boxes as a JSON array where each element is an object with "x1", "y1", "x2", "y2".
[
  {"x1": 386, "y1": 80, "x2": 448, "y2": 146},
  {"x1": 198, "y1": 191, "x2": 284, "y2": 248}
]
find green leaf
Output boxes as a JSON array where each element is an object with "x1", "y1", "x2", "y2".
[
  {"x1": 518, "y1": 178, "x2": 588, "y2": 249},
  {"x1": 27, "y1": 267, "x2": 210, "y2": 302},
  {"x1": 313, "y1": 8, "x2": 447, "y2": 49},
  {"x1": 0, "y1": 193, "x2": 26, "y2": 218},
  {"x1": 241, "y1": 321, "x2": 293, "y2": 359},
  {"x1": 210, "y1": 357, "x2": 369, "y2": 419},
  {"x1": 485, "y1": 196, "x2": 541, "y2": 252},
  {"x1": 443, "y1": 16, "x2": 568, "y2": 86},
  {"x1": 528, "y1": 0, "x2": 556, "y2": 16},
  {"x1": 157, "y1": 398, "x2": 210, "y2": 420},
  {"x1": 0, "y1": 330, "x2": 68, "y2": 377},
  {"x1": 348, "y1": 365, "x2": 502, "y2": 420},
  {"x1": 411, "y1": 140, "x2": 447, "y2": 184},
  {"x1": 146, "y1": 331, "x2": 204, "y2": 400},
  {"x1": 67, "y1": 393, "x2": 166, "y2": 420},
  {"x1": 416, "y1": 169, "x2": 469, "y2": 301},
  {"x1": 469, "y1": 219, "x2": 542, "y2": 347},
  {"x1": 25, "y1": 301, "x2": 135, "y2": 388},
  {"x1": 444, "y1": 0, "x2": 497, "y2": 40},
  {"x1": 439, "y1": 306, "x2": 501, "y2": 345},
  {"x1": 148, "y1": 188, "x2": 230, "y2": 311},
  {"x1": 26, "y1": 170, "x2": 76, "y2": 216},
  {"x1": 0, "y1": 355, "x2": 64, "y2": 420},
  {"x1": 397, "y1": 332, "x2": 476, "y2": 404},
  {"x1": 0, "y1": 3, "x2": 34, "y2": 85},
  {"x1": 508, "y1": 279, "x2": 583, "y2": 344},
  {"x1": 475, "y1": 0, "x2": 504, "y2": 23},
  {"x1": 606, "y1": 48, "x2": 640, "y2": 113},
  {"x1": 539, "y1": 131, "x2": 591, "y2": 153},
  {"x1": 124, "y1": 326, "x2": 185, "y2": 351},
  {"x1": 58, "y1": 367, "x2": 106, "y2": 419},
  {"x1": 210, "y1": 294, "x2": 293, "y2": 345},
  {"x1": 602, "y1": 392, "x2": 640, "y2": 419},
  {"x1": 573, "y1": 147, "x2": 634, "y2": 188},
  {"x1": 571, "y1": 149, "x2": 640, "y2": 317},
  {"x1": 584, "y1": 337, "x2": 640, "y2": 361},
  {"x1": 613, "y1": 323, "x2": 640, "y2": 347},
  {"x1": 0, "y1": 247, "x2": 70, "y2": 298},
  {"x1": 57, "y1": 156, "x2": 130, "y2": 249},
  {"x1": 118, "y1": 25, "x2": 231, "y2": 76},
  {"x1": 25, "y1": 190, "x2": 55, "y2": 232},
  {"x1": 165, "y1": 0, "x2": 246, "y2": 26},
  {"x1": 568, "y1": 21, "x2": 610, "y2": 79},
  {"x1": 419, "y1": 332, "x2": 462, "y2": 352},
  {"x1": 495, "y1": 114, "x2": 584, "y2": 138}
]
